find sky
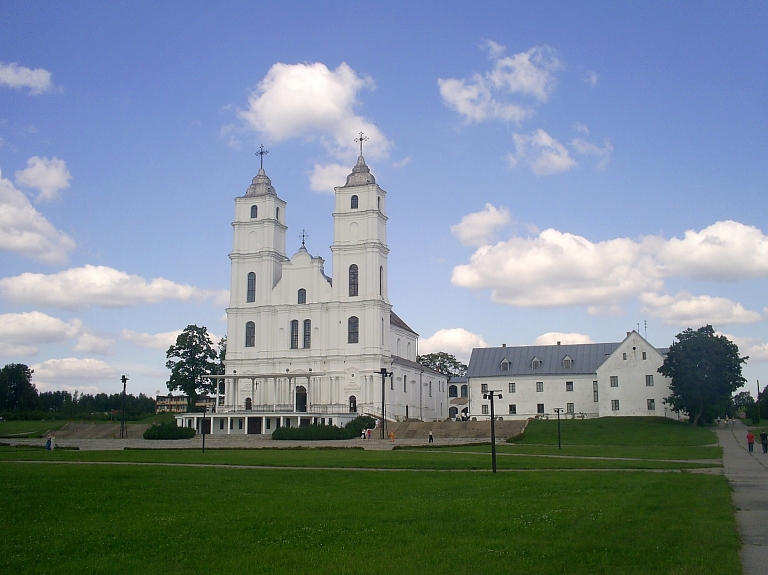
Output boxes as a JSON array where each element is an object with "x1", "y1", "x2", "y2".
[{"x1": 1, "y1": 1, "x2": 767, "y2": 399}]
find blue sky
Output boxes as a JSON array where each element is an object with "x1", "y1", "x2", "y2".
[{"x1": 1, "y1": 1, "x2": 766, "y2": 398}]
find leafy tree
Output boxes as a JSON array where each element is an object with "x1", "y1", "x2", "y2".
[
  {"x1": 416, "y1": 352, "x2": 468, "y2": 377},
  {"x1": 658, "y1": 325, "x2": 747, "y2": 426},
  {"x1": 166, "y1": 325, "x2": 219, "y2": 410},
  {"x1": 732, "y1": 391, "x2": 754, "y2": 413},
  {"x1": 0, "y1": 364, "x2": 38, "y2": 411}
]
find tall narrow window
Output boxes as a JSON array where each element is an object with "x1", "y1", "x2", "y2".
[
  {"x1": 349, "y1": 264, "x2": 358, "y2": 296},
  {"x1": 303, "y1": 319, "x2": 311, "y2": 349},
  {"x1": 275, "y1": 207, "x2": 280, "y2": 220},
  {"x1": 461, "y1": 385, "x2": 468, "y2": 397},
  {"x1": 298, "y1": 288, "x2": 306, "y2": 304},
  {"x1": 593, "y1": 381, "x2": 599, "y2": 402},
  {"x1": 351, "y1": 195, "x2": 358, "y2": 209},
  {"x1": 532, "y1": 357, "x2": 541, "y2": 369},
  {"x1": 567, "y1": 403, "x2": 574, "y2": 414},
  {"x1": 290, "y1": 320, "x2": 299, "y2": 349},
  {"x1": 448, "y1": 385, "x2": 458, "y2": 398},
  {"x1": 250, "y1": 205, "x2": 258, "y2": 218},
  {"x1": 379, "y1": 266, "x2": 383, "y2": 295},
  {"x1": 245, "y1": 322, "x2": 255, "y2": 348},
  {"x1": 246, "y1": 272, "x2": 256, "y2": 303},
  {"x1": 348, "y1": 316, "x2": 359, "y2": 343}
]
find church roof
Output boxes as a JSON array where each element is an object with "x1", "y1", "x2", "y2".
[
  {"x1": 244, "y1": 167, "x2": 276, "y2": 197},
  {"x1": 342, "y1": 155, "x2": 376, "y2": 187},
  {"x1": 390, "y1": 310, "x2": 417, "y2": 336}
]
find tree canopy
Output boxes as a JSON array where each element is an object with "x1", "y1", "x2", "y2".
[
  {"x1": 0, "y1": 364, "x2": 37, "y2": 411},
  {"x1": 658, "y1": 325, "x2": 747, "y2": 426},
  {"x1": 166, "y1": 325, "x2": 224, "y2": 410},
  {"x1": 417, "y1": 352, "x2": 468, "y2": 377}
]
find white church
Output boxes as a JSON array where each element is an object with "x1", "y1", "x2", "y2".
[{"x1": 177, "y1": 149, "x2": 448, "y2": 435}]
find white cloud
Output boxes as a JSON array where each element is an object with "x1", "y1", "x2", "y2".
[
  {"x1": 0, "y1": 265, "x2": 227, "y2": 309},
  {"x1": 721, "y1": 334, "x2": 768, "y2": 361},
  {"x1": 450, "y1": 203, "x2": 510, "y2": 246},
  {"x1": 0, "y1": 311, "x2": 81, "y2": 356},
  {"x1": 438, "y1": 42, "x2": 561, "y2": 124},
  {"x1": 509, "y1": 129, "x2": 577, "y2": 175},
  {"x1": 0, "y1": 62, "x2": 53, "y2": 94},
  {"x1": 656, "y1": 220, "x2": 768, "y2": 281},
  {"x1": 0, "y1": 169, "x2": 76, "y2": 263},
  {"x1": 420, "y1": 328, "x2": 488, "y2": 363},
  {"x1": 73, "y1": 331, "x2": 115, "y2": 355},
  {"x1": 640, "y1": 291, "x2": 763, "y2": 326},
  {"x1": 30, "y1": 357, "x2": 116, "y2": 391},
  {"x1": 573, "y1": 122, "x2": 590, "y2": 135},
  {"x1": 570, "y1": 137, "x2": 613, "y2": 169},
  {"x1": 15, "y1": 156, "x2": 72, "y2": 202},
  {"x1": 583, "y1": 70, "x2": 598, "y2": 86},
  {"x1": 535, "y1": 332, "x2": 594, "y2": 345},
  {"x1": 121, "y1": 329, "x2": 182, "y2": 350},
  {"x1": 392, "y1": 156, "x2": 411, "y2": 169},
  {"x1": 308, "y1": 163, "x2": 351, "y2": 194},
  {"x1": 239, "y1": 62, "x2": 391, "y2": 161}
]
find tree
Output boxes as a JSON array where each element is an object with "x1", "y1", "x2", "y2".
[
  {"x1": 732, "y1": 391, "x2": 754, "y2": 413},
  {"x1": 0, "y1": 364, "x2": 38, "y2": 411},
  {"x1": 658, "y1": 325, "x2": 747, "y2": 426},
  {"x1": 166, "y1": 325, "x2": 219, "y2": 410},
  {"x1": 417, "y1": 352, "x2": 467, "y2": 377}
]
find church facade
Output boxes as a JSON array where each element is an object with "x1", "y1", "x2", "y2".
[{"x1": 177, "y1": 153, "x2": 447, "y2": 435}]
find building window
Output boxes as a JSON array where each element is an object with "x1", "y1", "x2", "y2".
[
  {"x1": 647, "y1": 399, "x2": 656, "y2": 411},
  {"x1": 509, "y1": 383, "x2": 515, "y2": 393},
  {"x1": 563, "y1": 357, "x2": 572, "y2": 369},
  {"x1": 379, "y1": 266, "x2": 383, "y2": 295},
  {"x1": 536, "y1": 381, "x2": 543, "y2": 393},
  {"x1": 623, "y1": 352, "x2": 627, "y2": 360},
  {"x1": 250, "y1": 205, "x2": 258, "y2": 218},
  {"x1": 567, "y1": 403, "x2": 574, "y2": 414},
  {"x1": 348, "y1": 316, "x2": 359, "y2": 344},
  {"x1": 219, "y1": 419, "x2": 224, "y2": 430},
  {"x1": 266, "y1": 418, "x2": 271, "y2": 430},
  {"x1": 537, "y1": 403, "x2": 545, "y2": 414},
  {"x1": 566, "y1": 381, "x2": 574, "y2": 392},
  {"x1": 349, "y1": 264, "x2": 358, "y2": 297},
  {"x1": 238, "y1": 419, "x2": 243, "y2": 429},
  {"x1": 246, "y1": 272, "x2": 256, "y2": 303},
  {"x1": 593, "y1": 381, "x2": 599, "y2": 402},
  {"x1": 481, "y1": 383, "x2": 488, "y2": 394},
  {"x1": 500, "y1": 359, "x2": 510, "y2": 371},
  {"x1": 461, "y1": 385, "x2": 468, "y2": 398},
  {"x1": 532, "y1": 357, "x2": 541, "y2": 370},
  {"x1": 245, "y1": 322, "x2": 255, "y2": 348},
  {"x1": 642, "y1": 351, "x2": 647, "y2": 360},
  {"x1": 482, "y1": 404, "x2": 489, "y2": 415},
  {"x1": 230, "y1": 419, "x2": 233, "y2": 429},
  {"x1": 298, "y1": 288, "x2": 306, "y2": 304},
  {"x1": 646, "y1": 375, "x2": 654, "y2": 386},
  {"x1": 610, "y1": 376, "x2": 618, "y2": 387},
  {"x1": 509, "y1": 404, "x2": 517, "y2": 415},
  {"x1": 303, "y1": 319, "x2": 311, "y2": 349},
  {"x1": 351, "y1": 195, "x2": 358, "y2": 209},
  {"x1": 404, "y1": 378, "x2": 408, "y2": 393},
  {"x1": 448, "y1": 385, "x2": 458, "y2": 398},
  {"x1": 290, "y1": 320, "x2": 299, "y2": 349},
  {"x1": 275, "y1": 207, "x2": 280, "y2": 220},
  {"x1": 611, "y1": 400, "x2": 620, "y2": 411},
  {"x1": 429, "y1": 381, "x2": 432, "y2": 397}
]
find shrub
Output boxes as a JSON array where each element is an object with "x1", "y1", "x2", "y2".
[
  {"x1": 143, "y1": 421, "x2": 196, "y2": 440},
  {"x1": 271, "y1": 416, "x2": 376, "y2": 441}
]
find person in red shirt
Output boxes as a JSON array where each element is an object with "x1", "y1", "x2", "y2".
[{"x1": 747, "y1": 431, "x2": 755, "y2": 453}]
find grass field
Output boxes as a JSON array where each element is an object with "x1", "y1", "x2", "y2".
[
  {"x1": 0, "y1": 417, "x2": 740, "y2": 574},
  {"x1": 0, "y1": 420, "x2": 63, "y2": 438}
]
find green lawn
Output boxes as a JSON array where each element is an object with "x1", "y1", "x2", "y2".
[{"x1": 0, "y1": 420, "x2": 63, "y2": 438}]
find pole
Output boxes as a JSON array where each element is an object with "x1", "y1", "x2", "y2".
[
  {"x1": 380, "y1": 368, "x2": 391, "y2": 439},
  {"x1": 202, "y1": 407, "x2": 207, "y2": 453},
  {"x1": 758, "y1": 380, "x2": 761, "y2": 423},
  {"x1": 120, "y1": 375, "x2": 128, "y2": 439},
  {"x1": 489, "y1": 392, "x2": 497, "y2": 473},
  {"x1": 554, "y1": 408, "x2": 564, "y2": 449}
]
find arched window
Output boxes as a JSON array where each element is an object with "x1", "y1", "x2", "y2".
[
  {"x1": 275, "y1": 207, "x2": 280, "y2": 220},
  {"x1": 379, "y1": 266, "x2": 383, "y2": 295},
  {"x1": 245, "y1": 397, "x2": 252, "y2": 410},
  {"x1": 349, "y1": 264, "x2": 358, "y2": 297},
  {"x1": 245, "y1": 322, "x2": 255, "y2": 347},
  {"x1": 348, "y1": 316, "x2": 359, "y2": 344},
  {"x1": 246, "y1": 272, "x2": 256, "y2": 303},
  {"x1": 349, "y1": 395, "x2": 357, "y2": 413},
  {"x1": 351, "y1": 195, "x2": 358, "y2": 209},
  {"x1": 461, "y1": 384, "x2": 468, "y2": 398},
  {"x1": 449, "y1": 407, "x2": 458, "y2": 419},
  {"x1": 448, "y1": 385, "x2": 458, "y2": 398},
  {"x1": 298, "y1": 288, "x2": 306, "y2": 304},
  {"x1": 290, "y1": 320, "x2": 299, "y2": 349},
  {"x1": 377, "y1": 196, "x2": 381, "y2": 210},
  {"x1": 250, "y1": 205, "x2": 258, "y2": 218},
  {"x1": 303, "y1": 319, "x2": 311, "y2": 349}
]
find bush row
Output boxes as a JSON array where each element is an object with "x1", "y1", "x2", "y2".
[
  {"x1": 271, "y1": 415, "x2": 376, "y2": 441},
  {"x1": 143, "y1": 421, "x2": 196, "y2": 440}
]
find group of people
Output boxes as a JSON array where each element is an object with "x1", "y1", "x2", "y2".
[{"x1": 745, "y1": 430, "x2": 768, "y2": 453}]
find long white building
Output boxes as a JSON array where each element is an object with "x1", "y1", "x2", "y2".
[{"x1": 178, "y1": 152, "x2": 447, "y2": 435}]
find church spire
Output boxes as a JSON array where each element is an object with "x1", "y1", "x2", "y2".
[
  {"x1": 244, "y1": 144, "x2": 277, "y2": 197},
  {"x1": 343, "y1": 133, "x2": 376, "y2": 187}
]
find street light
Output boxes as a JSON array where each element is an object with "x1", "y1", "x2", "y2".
[
  {"x1": 202, "y1": 406, "x2": 208, "y2": 453},
  {"x1": 380, "y1": 368, "x2": 393, "y2": 439},
  {"x1": 483, "y1": 390, "x2": 503, "y2": 472},
  {"x1": 119, "y1": 375, "x2": 128, "y2": 439},
  {"x1": 553, "y1": 408, "x2": 564, "y2": 449}
]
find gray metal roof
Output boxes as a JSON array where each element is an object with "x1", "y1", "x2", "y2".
[{"x1": 467, "y1": 342, "x2": 623, "y2": 378}]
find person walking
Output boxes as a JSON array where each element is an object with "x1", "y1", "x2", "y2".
[
  {"x1": 760, "y1": 430, "x2": 768, "y2": 454},
  {"x1": 428, "y1": 430, "x2": 434, "y2": 443},
  {"x1": 747, "y1": 430, "x2": 755, "y2": 453}
]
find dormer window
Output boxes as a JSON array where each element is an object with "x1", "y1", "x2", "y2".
[
  {"x1": 500, "y1": 358, "x2": 510, "y2": 371},
  {"x1": 351, "y1": 195, "x2": 358, "y2": 209},
  {"x1": 563, "y1": 356, "x2": 572, "y2": 369},
  {"x1": 531, "y1": 357, "x2": 541, "y2": 370},
  {"x1": 250, "y1": 205, "x2": 258, "y2": 218}
]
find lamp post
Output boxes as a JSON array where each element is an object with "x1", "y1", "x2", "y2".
[
  {"x1": 553, "y1": 408, "x2": 564, "y2": 449},
  {"x1": 380, "y1": 367, "x2": 393, "y2": 439},
  {"x1": 202, "y1": 406, "x2": 208, "y2": 453},
  {"x1": 483, "y1": 390, "x2": 503, "y2": 472},
  {"x1": 119, "y1": 375, "x2": 128, "y2": 439}
]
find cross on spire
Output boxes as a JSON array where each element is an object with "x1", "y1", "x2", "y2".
[
  {"x1": 256, "y1": 144, "x2": 269, "y2": 169},
  {"x1": 299, "y1": 229, "x2": 309, "y2": 247},
  {"x1": 354, "y1": 131, "x2": 369, "y2": 156}
]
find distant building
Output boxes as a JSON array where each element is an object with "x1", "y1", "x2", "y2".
[
  {"x1": 467, "y1": 331, "x2": 677, "y2": 420},
  {"x1": 157, "y1": 395, "x2": 214, "y2": 414}
]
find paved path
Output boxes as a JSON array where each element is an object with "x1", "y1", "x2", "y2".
[{"x1": 717, "y1": 420, "x2": 768, "y2": 575}]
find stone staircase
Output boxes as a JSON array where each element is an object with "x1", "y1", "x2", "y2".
[{"x1": 386, "y1": 419, "x2": 527, "y2": 440}]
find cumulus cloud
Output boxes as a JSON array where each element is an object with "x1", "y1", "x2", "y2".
[
  {"x1": 721, "y1": 333, "x2": 768, "y2": 361},
  {"x1": 451, "y1": 204, "x2": 511, "y2": 246},
  {"x1": 308, "y1": 163, "x2": 351, "y2": 194},
  {"x1": 419, "y1": 328, "x2": 488, "y2": 363},
  {"x1": 30, "y1": 357, "x2": 116, "y2": 391},
  {"x1": 15, "y1": 156, "x2": 72, "y2": 201},
  {"x1": 239, "y1": 62, "x2": 391, "y2": 162},
  {"x1": 535, "y1": 332, "x2": 594, "y2": 345},
  {"x1": 571, "y1": 137, "x2": 613, "y2": 169},
  {"x1": 0, "y1": 311, "x2": 81, "y2": 356},
  {"x1": 0, "y1": 265, "x2": 228, "y2": 309},
  {"x1": 583, "y1": 70, "x2": 598, "y2": 86},
  {"x1": 438, "y1": 42, "x2": 562, "y2": 124},
  {"x1": 0, "y1": 169, "x2": 76, "y2": 263},
  {"x1": 121, "y1": 329, "x2": 182, "y2": 350},
  {"x1": 73, "y1": 331, "x2": 115, "y2": 355},
  {"x1": 640, "y1": 291, "x2": 762, "y2": 326},
  {"x1": 0, "y1": 62, "x2": 53, "y2": 94},
  {"x1": 509, "y1": 129, "x2": 577, "y2": 175}
]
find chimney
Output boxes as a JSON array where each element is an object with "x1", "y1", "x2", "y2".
[
  {"x1": 557, "y1": 341, "x2": 561, "y2": 345},
  {"x1": 502, "y1": 343, "x2": 506, "y2": 347},
  {"x1": 627, "y1": 332, "x2": 631, "y2": 337}
]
